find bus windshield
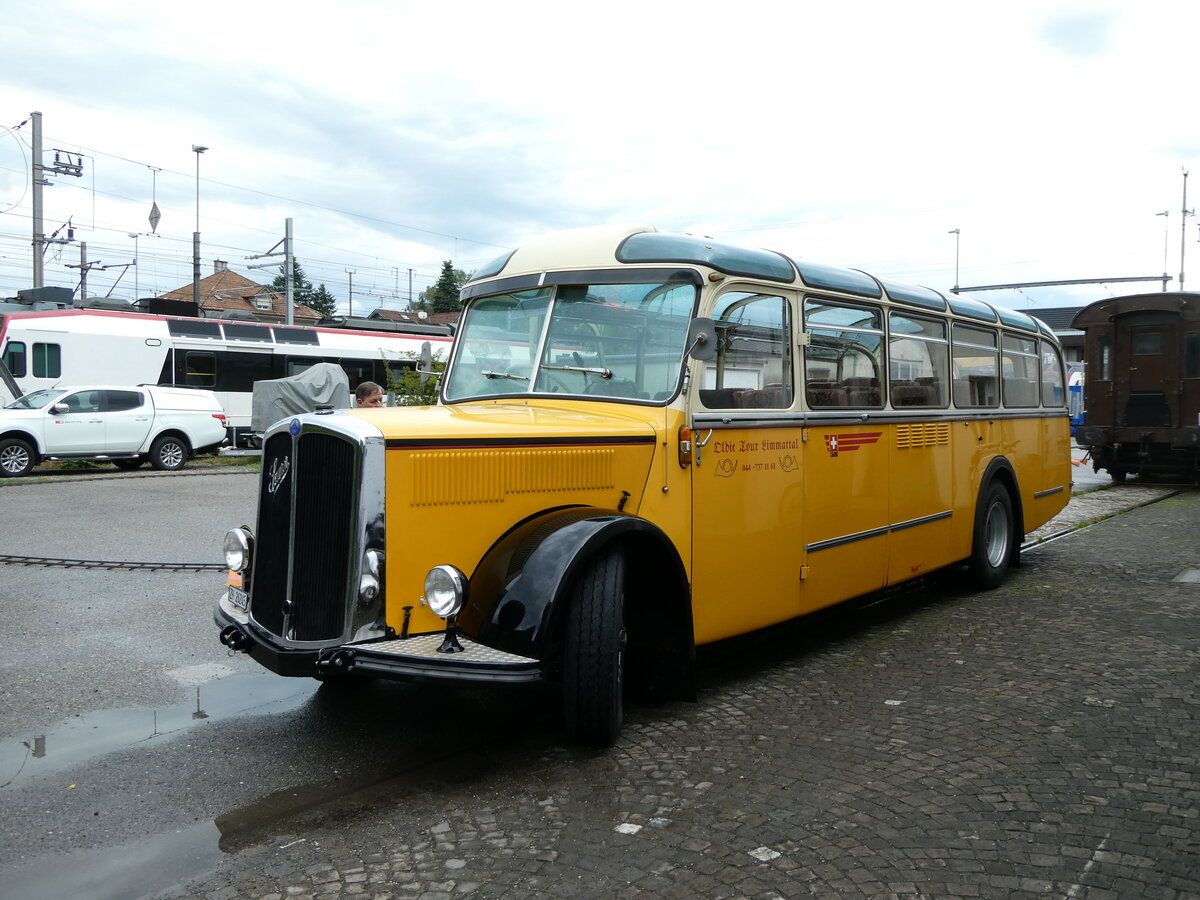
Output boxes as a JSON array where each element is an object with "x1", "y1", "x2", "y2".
[{"x1": 443, "y1": 281, "x2": 697, "y2": 402}]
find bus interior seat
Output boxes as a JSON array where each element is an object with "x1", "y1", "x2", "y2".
[
  {"x1": 738, "y1": 385, "x2": 791, "y2": 408},
  {"x1": 806, "y1": 382, "x2": 848, "y2": 407},
  {"x1": 699, "y1": 387, "x2": 746, "y2": 408}
]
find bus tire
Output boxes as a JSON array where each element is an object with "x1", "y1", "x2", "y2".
[
  {"x1": 149, "y1": 435, "x2": 188, "y2": 471},
  {"x1": 967, "y1": 481, "x2": 1014, "y2": 590},
  {"x1": 563, "y1": 548, "x2": 626, "y2": 747},
  {"x1": 0, "y1": 437, "x2": 36, "y2": 477}
]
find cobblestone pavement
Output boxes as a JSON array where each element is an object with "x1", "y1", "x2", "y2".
[{"x1": 173, "y1": 491, "x2": 1200, "y2": 900}]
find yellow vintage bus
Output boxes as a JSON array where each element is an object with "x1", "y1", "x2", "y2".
[{"x1": 216, "y1": 224, "x2": 1071, "y2": 745}]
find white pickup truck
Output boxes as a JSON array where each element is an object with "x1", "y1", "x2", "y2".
[{"x1": 0, "y1": 384, "x2": 227, "y2": 477}]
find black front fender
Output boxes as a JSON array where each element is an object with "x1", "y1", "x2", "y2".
[{"x1": 458, "y1": 508, "x2": 689, "y2": 664}]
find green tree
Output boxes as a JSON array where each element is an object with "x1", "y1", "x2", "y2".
[
  {"x1": 386, "y1": 348, "x2": 446, "y2": 406},
  {"x1": 417, "y1": 261, "x2": 471, "y2": 314},
  {"x1": 270, "y1": 260, "x2": 315, "y2": 312},
  {"x1": 307, "y1": 283, "x2": 338, "y2": 318}
]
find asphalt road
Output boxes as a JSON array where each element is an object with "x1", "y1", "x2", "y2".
[{"x1": 0, "y1": 469, "x2": 1197, "y2": 900}]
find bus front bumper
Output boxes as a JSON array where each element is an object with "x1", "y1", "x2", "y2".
[{"x1": 214, "y1": 592, "x2": 543, "y2": 684}]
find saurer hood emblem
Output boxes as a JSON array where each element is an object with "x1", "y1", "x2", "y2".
[{"x1": 267, "y1": 456, "x2": 291, "y2": 494}]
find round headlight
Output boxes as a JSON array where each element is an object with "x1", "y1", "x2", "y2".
[
  {"x1": 424, "y1": 565, "x2": 467, "y2": 618},
  {"x1": 223, "y1": 527, "x2": 253, "y2": 573}
]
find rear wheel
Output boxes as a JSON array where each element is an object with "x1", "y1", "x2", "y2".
[
  {"x1": 149, "y1": 435, "x2": 188, "y2": 471},
  {"x1": 0, "y1": 437, "x2": 36, "y2": 477},
  {"x1": 967, "y1": 481, "x2": 1014, "y2": 590},
  {"x1": 563, "y1": 549, "x2": 626, "y2": 747}
]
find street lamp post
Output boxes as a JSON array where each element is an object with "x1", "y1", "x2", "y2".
[
  {"x1": 948, "y1": 229, "x2": 961, "y2": 292},
  {"x1": 191, "y1": 145, "x2": 207, "y2": 309},
  {"x1": 1156, "y1": 210, "x2": 1170, "y2": 291},
  {"x1": 127, "y1": 232, "x2": 139, "y2": 300}
]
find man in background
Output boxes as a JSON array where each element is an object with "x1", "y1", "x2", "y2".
[{"x1": 356, "y1": 381, "x2": 384, "y2": 408}]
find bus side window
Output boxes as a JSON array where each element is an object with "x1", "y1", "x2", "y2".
[
  {"x1": 3, "y1": 341, "x2": 27, "y2": 378},
  {"x1": 951, "y1": 324, "x2": 999, "y2": 408},
  {"x1": 701, "y1": 292, "x2": 793, "y2": 409},
  {"x1": 804, "y1": 299, "x2": 883, "y2": 408},
  {"x1": 888, "y1": 313, "x2": 947, "y2": 407}
]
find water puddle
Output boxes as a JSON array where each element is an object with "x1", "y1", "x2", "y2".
[
  {"x1": 2, "y1": 822, "x2": 221, "y2": 900},
  {"x1": 0, "y1": 672, "x2": 318, "y2": 789}
]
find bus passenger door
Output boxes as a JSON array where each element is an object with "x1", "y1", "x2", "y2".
[{"x1": 688, "y1": 290, "x2": 804, "y2": 645}]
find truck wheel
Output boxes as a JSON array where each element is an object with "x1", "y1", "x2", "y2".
[
  {"x1": 967, "y1": 481, "x2": 1014, "y2": 590},
  {"x1": 1110, "y1": 468, "x2": 1128, "y2": 483},
  {"x1": 563, "y1": 548, "x2": 626, "y2": 747},
  {"x1": 0, "y1": 437, "x2": 36, "y2": 477},
  {"x1": 113, "y1": 458, "x2": 144, "y2": 471},
  {"x1": 149, "y1": 435, "x2": 188, "y2": 471}
]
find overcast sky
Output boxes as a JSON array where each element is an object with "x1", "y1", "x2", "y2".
[{"x1": 1, "y1": 0, "x2": 1197, "y2": 314}]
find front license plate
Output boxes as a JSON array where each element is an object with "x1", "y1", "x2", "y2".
[{"x1": 227, "y1": 585, "x2": 250, "y2": 611}]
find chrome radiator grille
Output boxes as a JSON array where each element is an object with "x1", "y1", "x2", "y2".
[{"x1": 249, "y1": 428, "x2": 359, "y2": 642}]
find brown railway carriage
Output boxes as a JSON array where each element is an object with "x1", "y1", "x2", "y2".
[{"x1": 1072, "y1": 292, "x2": 1200, "y2": 481}]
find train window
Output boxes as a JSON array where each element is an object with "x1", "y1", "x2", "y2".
[
  {"x1": 1001, "y1": 335, "x2": 1039, "y2": 408},
  {"x1": 951, "y1": 324, "x2": 998, "y2": 408},
  {"x1": 273, "y1": 327, "x2": 320, "y2": 345},
  {"x1": 33, "y1": 342, "x2": 61, "y2": 379},
  {"x1": 804, "y1": 298, "x2": 881, "y2": 408},
  {"x1": 1133, "y1": 332, "x2": 1163, "y2": 355},
  {"x1": 1184, "y1": 334, "x2": 1200, "y2": 378},
  {"x1": 3, "y1": 341, "x2": 26, "y2": 378},
  {"x1": 167, "y1": 319, "x2": 222, "y2": 340},
  {"x1": 185, "y1": 351, "x2": 216, "y2": 387},
  {"x1": 222, "y1": 323, "x2": 273, "y2": 343},
  {"x1": 888, "y1": 313, "x2": 947, "y2": 407},
  {"x1": 1096, "y1": 337, "x2": 1112, "y2": 380},
  {"x1": 1040, "y1": 341, "x2": 1066, "y2": 407}
]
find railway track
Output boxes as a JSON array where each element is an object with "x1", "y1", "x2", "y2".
[{"x1": 2, "y1": 484, "x2": 1189, "y2": 574}]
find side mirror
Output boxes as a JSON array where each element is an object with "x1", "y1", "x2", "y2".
[
  {"x1": 51, "y1": 403, "x2": 69, "y2": 414},
  {"x1": 685, "y1": 318, "x2": 717, "y2": 361},
  {"x1": 417, "y1": 341, "x2": 439, "y2": 386}
]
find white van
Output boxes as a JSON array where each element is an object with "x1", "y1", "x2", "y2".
[{"x1": 0, "y1": 384, "x2": 227, "y2": 477}]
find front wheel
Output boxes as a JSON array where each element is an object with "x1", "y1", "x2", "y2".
[
  {"x1": 0, "y1": 437, "x2": 36, "y2": 477},
  {"x1": 149, "y1": 435, "x2": 188, "y2": 471},
  {"x1": 563, "y1": 549, "x2": 626, "y2": 747},
  {"x1": 967, "y1": 481, "x2": 1014, "y2": 590}
]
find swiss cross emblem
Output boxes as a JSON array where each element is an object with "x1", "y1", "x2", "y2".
[{"x1": 824, "y1": 432, "x2": 882, "y2": 457}]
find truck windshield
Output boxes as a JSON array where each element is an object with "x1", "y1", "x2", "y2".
[
  {"x1": 5, "y1": 389, "x2": 66, "y2": 410},
  {"x1": 443, "y1": 281, "x2": 698, "y2": 402}
]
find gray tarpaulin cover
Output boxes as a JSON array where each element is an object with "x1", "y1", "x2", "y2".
[{"x1": 250, "y1": 363, "x2": 352, "y2": 432}]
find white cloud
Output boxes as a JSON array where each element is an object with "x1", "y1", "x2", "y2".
[{"x1": 2, "y1": 0, "x2": 1199, "y2": 310}]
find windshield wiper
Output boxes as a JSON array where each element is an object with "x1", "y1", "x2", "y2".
[
  {"x1": 480, "y1": 370, "x2": 530, "y2": 382},
  {"x1": 539, "y1": 363, "x2": 612, "y2": 379}
]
